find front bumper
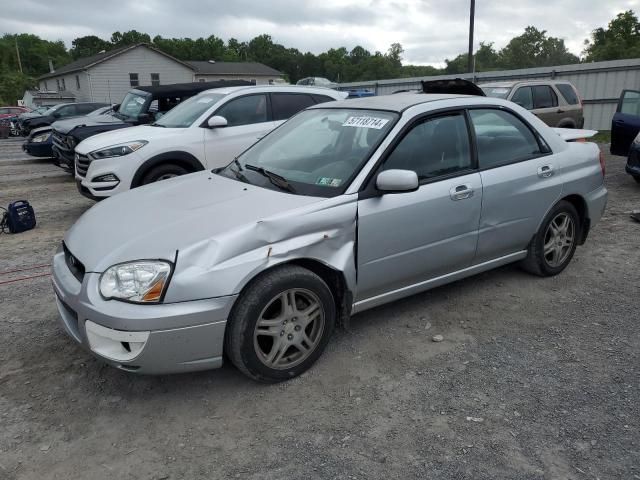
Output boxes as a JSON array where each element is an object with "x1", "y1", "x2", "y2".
[
  {"x1": 51, "y1": 249, "x2": 237, "y2": 374},
  {"x1": 22, "y1": 140, "x2": 53, "y2": 158},
  {"x1": 75, "y1": 151, "x2": 143, "y2": 199}
]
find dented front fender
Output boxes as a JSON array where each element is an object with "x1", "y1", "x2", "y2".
[{"x1": 164, "y1": 195, "x2": 358, "y2": 303}]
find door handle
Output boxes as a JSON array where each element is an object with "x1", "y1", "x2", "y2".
[
  {"x1": 557, "y1": 109, "x2": 565, "y2": 114},
  {"x1": 450, "y1": 184, "x2": 474, "y2": 201},
  {"x1": 538, "y1": 165, "x2": 554, "y2": 178}
]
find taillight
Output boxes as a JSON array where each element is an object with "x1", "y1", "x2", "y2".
[{"x1": 599, "y1": 150, "x2": 606, "y2": 177}]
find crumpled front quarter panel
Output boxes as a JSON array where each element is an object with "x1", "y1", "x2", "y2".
[{"x1": 165, "y1": 195, "x2": 359, "y2": 303}]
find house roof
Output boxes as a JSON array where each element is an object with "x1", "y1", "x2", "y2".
[
  {"x1": 26, "y1": 90, "x2": 76, "y2": 99},
  {"x1": 187, "y1": 61, "x2": 283, "y2": 77},
  {"x1": 38, "y1": 43, "x2": 192, "y2": 80}
]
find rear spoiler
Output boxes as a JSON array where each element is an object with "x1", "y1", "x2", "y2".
[{"x1": 553, "y1": 128, "x2": 598, "y2": 142}]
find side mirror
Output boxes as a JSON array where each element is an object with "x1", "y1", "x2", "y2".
[
  {"x1": 207, "y1": 116, "x2": 228, "y2": 128},
  {"x1": 51, "y1": 111, "x2": 61, "y2": 118},
  {"x1": 376, "y1": 169, "x2": 419, "y2": 193}
]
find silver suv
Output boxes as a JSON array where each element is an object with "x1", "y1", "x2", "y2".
[{"x1": 481, "y1": 80, "x2": 584, "y2": 128}]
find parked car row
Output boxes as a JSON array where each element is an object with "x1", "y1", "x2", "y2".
[{"x1": 51, "y1": 79, "x2": 608, "y2": 381}]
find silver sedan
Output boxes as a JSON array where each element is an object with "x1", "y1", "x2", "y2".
[{"x1": 52, "y1": 92, "x2": 608, "y2": 381}]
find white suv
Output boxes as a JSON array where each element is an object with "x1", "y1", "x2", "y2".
[{"x1": 74, "y1": 86, "x2": 347, "y2": 199}]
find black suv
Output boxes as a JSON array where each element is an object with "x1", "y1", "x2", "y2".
[
  {"x1": 51, "y1": 80, "x2": 251, "y2": 170},
  {"x1": 18, "y1": 102, "x2": 109, "y2": 136}
]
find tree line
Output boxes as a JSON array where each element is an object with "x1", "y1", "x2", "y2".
[{"x1": 1, "y1": 10, "x2": 639, "y2": 104}]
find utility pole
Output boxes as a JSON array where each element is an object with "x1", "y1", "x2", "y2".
[
  {"x1": 15, "y1": 37, "x2": 23, "y2": 73},
  {"x1": 467, "y1": 0, "x2": 475, "y2": 75}
]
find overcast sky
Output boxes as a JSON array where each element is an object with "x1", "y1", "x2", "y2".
[{"x1": 2, "y1": 0, "x2": 639, "y2": 66}]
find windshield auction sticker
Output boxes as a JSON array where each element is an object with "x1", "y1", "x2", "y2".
[{"x1": 342, "y1": 116, "x2": 389, "y2": 129}]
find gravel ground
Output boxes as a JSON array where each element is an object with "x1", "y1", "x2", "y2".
[{"x1": 0, "y1": 137, "x2": 638, "y2": 480}]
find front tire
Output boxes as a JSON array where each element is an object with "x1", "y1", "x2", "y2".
[
  {"x1": 225, "y1": 265, "x2": 336, "y2": 383},
  {"x1": 521, "y1": 200, "x2": 580, "y2": 277},
  {"x1": 141, "y1": 163, "x2": 189, "y2": 185},
  {"x1": 633, "y1": 176, "x2": 640, "y2": 184}
]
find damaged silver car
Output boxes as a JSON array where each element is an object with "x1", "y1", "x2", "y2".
[{"x1": 52, "y1": 90, "x2": 607, "y2": 381}]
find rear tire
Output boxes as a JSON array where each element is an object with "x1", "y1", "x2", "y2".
[
  {"x1": 521, "y1": 200, "x2": 580, "y2": 277},
  {"x1": 141, "y1": 163, "x2": 189, "y2": 185},
  {"x1": 633, "y1": 176, "x2": 640, "y2": 184},
  {"x1": 225, "y1": 265, "x2": 336, "y2": 383}
]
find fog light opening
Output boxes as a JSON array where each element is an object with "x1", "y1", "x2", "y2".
[{"x1": 92, "y1": 173, "x2": 120, "y2": 183}]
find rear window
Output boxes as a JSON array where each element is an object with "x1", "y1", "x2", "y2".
[
  {"x1": 481, "y1": 86, "x2": 512, "y2": 99},
  {"x1": 271, "y1": 93, "x2": 316, "y2": 121},
  {"x1": 555, "y1": 84, "x2": 580, "y2": 105}
]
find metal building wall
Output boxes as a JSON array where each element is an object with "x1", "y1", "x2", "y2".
[{"x1": 338, "y1": 58, "x2": 640, "y2": 130}]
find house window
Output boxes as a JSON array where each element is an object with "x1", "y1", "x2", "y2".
[
  {"x1": 129, "y1": 73, "x2": 139, "y2": 87},
  {"x1": 75, "y1": 75, "x2": 80, "y2": 90},
  {"x1": 61, "y1": 78, "x2": 66, "y2": 91},
  {"x1": 150, "y1": 73, "x2": 160, "y2": 86},
  {"x1": 56, "y1": 79, "x2": 61, "y2": 91}
]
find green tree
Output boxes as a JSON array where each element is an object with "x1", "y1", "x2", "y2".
[
  {"x1": 584, "y1": 10, "x2": 640, "y2": 61},
  {"x1": 69, "y1": 35, "x2": 112, "y2": 59},
  {"x1": 110, "y1": 30, "x2": 151, "y2": 47},
  {"x1": 499, "y1": 26, "x2": 578, "y2": 69}
]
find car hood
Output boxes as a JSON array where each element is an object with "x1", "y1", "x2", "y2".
[
  {"x1": 75, "y1": 125, "x2": 188, "y2": 153},
  {"x1": 53, "y1": 113, "x2": 124, "y2": 134},
  {"x1": 18, "y1": 112, "x2": 42, "y2": 120},
  {"x1": 65, "y1": 172, "x2": 327, "y2": 272}
]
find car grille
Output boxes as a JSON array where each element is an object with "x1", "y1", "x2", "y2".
[
  {"x1": 52, "y1": 131, "x2": 69, "y2": 151},
  {"x1": 75, "y1": 153, "x2": 93, "y2": 178},
  {"x1": 63, "y1": 242, "x2": 86, "y2": 283}
]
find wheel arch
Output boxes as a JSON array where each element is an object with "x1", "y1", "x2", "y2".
[
  {"x1": 561, "y1": 194, "x2": 589, "y2": 244},
  {"x1": 131, "y1": 151, "x2": 205, "y2": 188},
  {"x1": 233, "y1": 258, "x2": 353, "y2": 329}
]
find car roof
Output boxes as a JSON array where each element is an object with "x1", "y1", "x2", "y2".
[
  {"x1": 198, "y1": 85, "x2": 345, "y2": 96},
  {"x1": 308, "y1": 93, "x2": 473, "y2": 113},
  {"x1": 481, "y1": 80, "x2": 573, "y2": 88}
]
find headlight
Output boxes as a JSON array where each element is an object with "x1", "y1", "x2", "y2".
[
  {"x1": 99, "y1": 260, "x2": 172, "y2": 303},
  {"x1": 89, "y1": 140, "x2": 147, "y2": 160},
  {"x1": 32, "y1": 132, "x2": 51, "y2": 143}
]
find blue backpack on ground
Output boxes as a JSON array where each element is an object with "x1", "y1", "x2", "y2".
[{"x1": 0, "y1": 200, "x2": 36, "y2": 234}]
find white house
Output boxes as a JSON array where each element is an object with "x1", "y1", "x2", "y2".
[{"x1": 32, "y1": 44, "x2": 285, "y2": 107}]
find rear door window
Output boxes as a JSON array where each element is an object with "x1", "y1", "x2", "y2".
[
  {"x1": 216, "y1": 94, "x2": 269, "y2": 126},
  {"x1": 511, "y1": 87, "x2": 533, "y2": 109},
  {"x1": 469, "y1": 109, "x2": 543, "y2": 169},
  {"x1": 271, "y1": 93, "x2": 316, "y2": 121},
  {"x1": 532, "y1": 85, "x2": 558, "y2": 109},
  {"x1": 555, "y1": 84, "x2": 579, "y2": 105},
  {"x1": 311, "y1": 94, "x2": 337, "y2": 104}
]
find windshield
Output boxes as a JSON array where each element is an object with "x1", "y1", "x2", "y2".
[
  {"x1": 117, "y1": 92, "x2": 150, "y2": 118},
  {"x1": 154, "y1": 92, "x2": 226, "y2": 128},
  {"x1": 42, "y1": 105, "x2": 61, "y2": 115},
  {"x1": 481, "y1": 86, "x2": 512, "y2": 99},
  {"x1": 219, "y1": 108, "x2": 398, "y2": 197}
]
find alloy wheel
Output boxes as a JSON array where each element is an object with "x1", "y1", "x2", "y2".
[
  {"x1": 253, "y1": 288, "x2": 325, "y2": 370},
  {"x1": 543, "y1": 212, "x2": 575, "y2": 268}
]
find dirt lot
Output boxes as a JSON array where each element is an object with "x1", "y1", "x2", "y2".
[{"x1": 0, "y1": 137, "x2": 638, "y2": 480}]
